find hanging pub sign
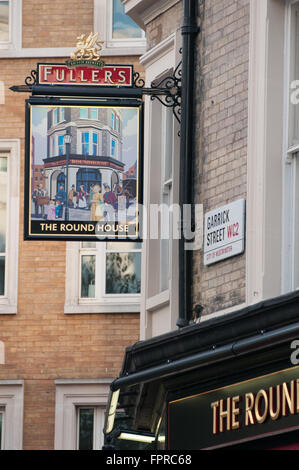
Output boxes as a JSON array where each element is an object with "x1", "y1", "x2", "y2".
[
  {"x1": 24, "y1": 99, "x2": 143, "y2": 241},
  {"x1": 23, "y1": 33, "x2": 143, "y2": 241}
]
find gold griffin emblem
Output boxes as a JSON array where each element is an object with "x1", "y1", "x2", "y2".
[{"x1": 70, "y1": 32, "x2": 104, "y2": 62}]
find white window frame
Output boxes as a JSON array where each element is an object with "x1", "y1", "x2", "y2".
[
  {"x1": 107, "y1": 0, "x2": 145, "y2": 48},
  {"x1": 0, "y1": 140, "x2": 19, "y2": 314},
  {"x1": 283, "y1": 0, "x2": 299, "y2": 293},
  {"x1": 78, "y1": 130, "x2": 101, "y2": 157},
  {"x1": 65, "y1": 242, "x2": 140, "y2": 314},
  {"x1": 0, "y1": 0, "x2": 75, "y2": 59},
  {"x1": 0, "y1": 0, "x2": 146, "y2": 59},
  {"x1": 54, "y1": 379, "x2": 111, "y2": 450},
  {"x1": 79, "y1": 242, "x2": 141, "y2": 303},
  {"x1": 0, "y1": 0, "x2": 21, "y2": 53},
  {"x1": 160, "y1": 106, "x2": 174, "y2": 293},
  {"x1": 0, "y1": 0, "x2": 10, "y2": 45},
  {"x1": 139, "y1": 32, "x2": 180, "y2": 339},
  {"x1": 0, "y1": 380, "x2": 24, "y2": 450},
  {"x1": 246, "y1": 0, "x2": 287, "y2": 304},
  {"x1": 94, "y1": 0, "x2": 146, "y2": 57}
]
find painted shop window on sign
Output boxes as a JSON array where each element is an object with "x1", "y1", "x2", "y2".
[{"x1": 24, "y1": 101, "x2": 143, "y2": 241}]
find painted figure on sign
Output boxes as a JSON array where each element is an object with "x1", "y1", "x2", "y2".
[
  {"x1": 103, "y1": 184, "x2": 117, "y2": 209},
  {"x1": 77, "y1": 185, "x2": 87, "y2": 209},
  {"x1": 47, "y1": 200, "x2": 56, "y2": 220},
  {"x1": 68, "y1": 185, "x2": 77, "y2": 208},
  {"x1": 55, "y1": 185, "x2": 66, "y2": 218},
  {"x1": 90, "y1": 184, "x2": 104, "y2": 222}
]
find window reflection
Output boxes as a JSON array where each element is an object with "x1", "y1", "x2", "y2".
[
  {"x1": 0, "y1": 158, "x2": 7, "y2": 172},
  {"x1": 0, "y1": 256, "x2": 5, "y2": 296},
  {"x1": 81, "y1": 255, "x2": 95, "y2": 298},
  {"x1": 78, "y1": 408, "x2": 94, "y2": 450},
  {"x1": 112, "y1": 0, "x2": 143, "y2": 39},
  {"x1": 0, "y1": 1, "x2": 9, "y2": 42},
  {"x1": 106, "y1": 251, "x2": 141, "y2": 294}
]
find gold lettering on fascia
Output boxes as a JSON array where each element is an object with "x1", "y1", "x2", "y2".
[{"x1": 210, "y1": 379, "x2": 299, "y2": 435}]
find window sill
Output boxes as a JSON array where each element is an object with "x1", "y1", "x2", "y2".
[
  {"x1": 64, "y1": 301, "x2": 140, "y2": 314},
  {"x1": 102, "y1": 44, "x2": 146, "y2": 57},
  {"x1": 0, "y1": 303, "x2": 17, "y2": 315},
  {"x1": 0, "y1": 43, "x2": 12, "y2": 50},
  {"x1": 0, "y1": 45, "x2": 146, "y2": 60}
]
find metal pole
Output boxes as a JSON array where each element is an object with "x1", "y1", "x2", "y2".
[{"x1": 177, "y1": 0, "x2": 198, "y2": 328}]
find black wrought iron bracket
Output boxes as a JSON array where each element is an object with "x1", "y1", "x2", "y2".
[
  {"x1": 10, "y1": 61, "x2": 182, "y2": 123},
  {"x1": 132, "y1": 60, "x2": 182, "y2": 123}
]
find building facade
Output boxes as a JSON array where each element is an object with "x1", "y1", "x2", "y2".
[
  {"x1": 0, "y1": 0, "x2": 144, "y2": 450},
  {"x1": 104, "y1": 0, "x2": 299, "y2": 451}
]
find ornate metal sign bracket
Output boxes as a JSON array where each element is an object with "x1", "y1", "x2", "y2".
[
  {"x1": 133, "y1": 60, "x2": 182, "y2": 123},
  {"x1": 11, "y1": 61, "x2": 182, "y2": 123}
]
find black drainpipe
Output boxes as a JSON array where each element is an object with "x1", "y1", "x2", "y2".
[{"x1": 177, "y1": 0, "x2": 199, "y2": 328}]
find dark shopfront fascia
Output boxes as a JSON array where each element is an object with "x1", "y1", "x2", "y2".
[{"x1": 104, "y1": 290, "x2": 299, "y2": 450}]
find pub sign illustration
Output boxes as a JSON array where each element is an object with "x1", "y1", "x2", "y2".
[{"x1": 24, "y1": 99, "x2": 143, "y2": 241}]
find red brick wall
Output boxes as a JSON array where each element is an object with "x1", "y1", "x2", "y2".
[{"x1": 22, "y1": 0, "x2": 94, "y2": 48}]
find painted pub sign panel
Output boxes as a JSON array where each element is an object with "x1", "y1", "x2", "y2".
[{"x1": 24, "y1": 99, "x2": 143, "y2": 241}]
